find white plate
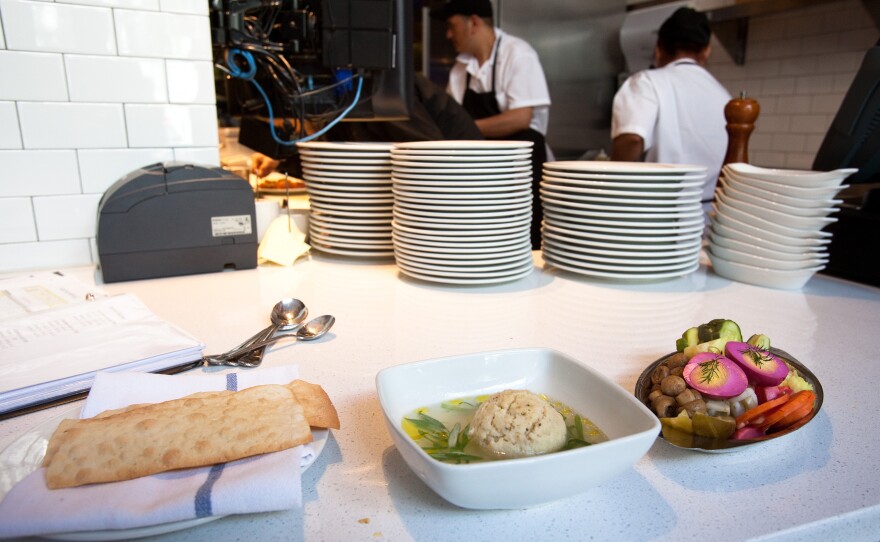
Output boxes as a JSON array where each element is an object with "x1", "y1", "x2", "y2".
[
  {"x1": 0, "y1": 404, "x2": 328, "y2": 541},
  {"x1": 393, "y1": 233, "x2": 530, "y2": 252},
  {"x1": 310, "y1": 216, "x2": 391, "y2": 231},
  {"x1": 309, "y1": 211, "x2": 391, "y2": 224},
  {"x1": 709, "y1": 243, "x2": 827, "y2": 271},
  {"x1": 541, "y1": 194, "x2": 703, "y2": 214},
  {"x1": 393, "y1": 215, "x2": 531, "y2": 231},
  {"x1": 306, "y1": 187, "x2": 392, "y2": 200},
  {"x1": 542, "y1": 237, "x2": 701, "y2": 259},
  {"x1": 396, "y1": 253, "x2": 534, "y2": 273},
  {"x1": 391, "y1": 176, "x2": 532, "y2": 188},
  {"x1": 305, "y1": 181, "x2": 392, "y2": 193},
  {"x1": 309, "y1": 198, "x2": 393, "y2": 211},
  {"x1": 543, "y1": 245, "x2": 698, "y2": 272},
  {"x1": 392, "y1": 181, "x2": 531, "y2": 194},
  {"x1": 710, "y1": 221, "x2": 830, "y2": 252},
  {"x1": 303, "y1": 174, "x2": 392, "y2": 186},
  {"x1": 542, "y1": 229, "x2": 702, "y2": 252},
  {"x1": 391, "y1": 148, "x2": 530, "y2": 157},
  {"x1": 542, "y1": 176, "x2": 704, "y2": 190},
  {"x1": 393, "y1": 208, "x2": 531, "y2": 224},
  {"x1": 297, "y1": 141, "x2": 393, "y2": 152},
  {"x1": 310, "y1": 242, "x2": 395, "y2": 258},
  {"x1": 301, "y1": 157, "x2": 391, "y2": 166},
  {"x1": 393, "y1": 245, "x2": 532, "y2": 265},
  {"x1": 543, "y1": 222, "x2": 702, "y2": 244},
  {"x1": 391, "y1": 159, "x2": 531, "y2": 169},
  {"x1": 544, "y1": 215, "x2": 704, "y2": 236},
  {"x1": 392, "y1": 227, "x2": 529, "y2": 244},
  {"x1": 302, "y1": 169, "x2": 391, "y2": 179},
  {"x1": 393, "y1": 140, "x2": 533, "y2": 151},
  {"x1": 543, "y1": 244, "x2": 699, "y2": 266},
  {"x1": 388, "y1": 153, "x2": 531, "y2": 162},
  {"x1": 715, "y1": 190, "x2": 838, "y2": 230},
  {"x1": 708, "y1": 231, "x2": 827, "y2": 260},
  {"x1": 392, "y1": 165, "x2": 533, "y2": 175},
  {"x1": 714, "y1": 198, "x2": 836, "y2": 237},
  {"x1": 707, "y1": 250, "x2": 824, "y2": 290},
  {"x1": 392, "y1": 220, "x2": 529, "y2": 237},
  {"x1": 391, "y1": 171, "x2": 533, "y2": 181},
  {"x1": 542, "y1": 170, "x2": 707, "y2": 182},
  {"x1": 310, "y1": 231, "x2": 394, "y2": 247},
  {"x1": 541, "y1": 178, "x2": 703, "y2": 198},
  {"x1": 394, "y1": 190, "x2": 532, "y2": 210},
  {"x1": 303, "y1": 163, "x2": 392, "y2": 172},
  {"x1": 309, "y1": 225, "x2": 391, "y2": 239},
  {"x1": 544, "y1": 161, "x2": 706, "y2": 175},
  {"x1": 721, "y1": 176, "x2": 843, "y2": 209},
  {"x1": 393, "y1": 189, "x2": 531, "y2": 203},
  {"x1": 397, "y1": 259, "x2": 534, "y2": 280},
  {"x1": 395, "y1": 199, "x2": 531, "y2": 213},
  {"x1": 540, "y1": 187, "x2": 702, "y2": 206},
  {"x1": 298, "y1": 150, "x2": 390, "y2": 159},
  {"x1": 719, "y1": 180, "x2": 840, "y2": 217},
  {"x1": 723, "y1": 169, "x2": 848, "y2": 199},
  {"x1": 724, "y1": 162, "x2": 856, "y2": 188},
  {"x1": 543, "y1": 252, "x2": 700, "y2": 281},
  {"x1": 308, "y1": 204, "x2": 393, "y2": 218},
  {"x1": 544, "y1": 209, "x2": 705, "y2": 229}
]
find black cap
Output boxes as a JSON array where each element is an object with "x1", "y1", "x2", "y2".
[
  {"x1": 430, "y1": 0, "x2": 493, "y2": 20},
  {"x1": 658, "y1": 7, "x2": 711, "y2": 47}
]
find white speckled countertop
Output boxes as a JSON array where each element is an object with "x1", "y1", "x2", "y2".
[{"x1": 2, "y1": 253, "x2": 880, "y2": 541}]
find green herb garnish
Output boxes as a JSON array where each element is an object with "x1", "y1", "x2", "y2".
[
  {"x1": 404, "y1": 413, "x2": 481, "y2": 464},
  {"x1": 698, "y1": 357, "x2": 723, "y2": 384}
]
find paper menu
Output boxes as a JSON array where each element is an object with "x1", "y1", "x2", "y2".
[
  {"x1": 0, "y1": 275, "x2": 205, "y2": 417},
  {"x1": 0, "y1": 272, "x2": 105, "y2": 320}
]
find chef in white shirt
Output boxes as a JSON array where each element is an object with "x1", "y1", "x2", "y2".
[
  {"x1": 611, "y1": 7, "x2": 731, "y2": 210},
  {"x1": 432, "y1": 0, "x2": 552, "y2": 249}
]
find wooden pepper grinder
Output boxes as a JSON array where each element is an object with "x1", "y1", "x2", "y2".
[{"x1": 723, "y1": 92, "x2": 760, "y2": 165}]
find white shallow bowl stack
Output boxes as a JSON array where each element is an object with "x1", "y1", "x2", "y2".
[
  {"x1": 390, "y1": 140, "x2": 535, "y2": 285},
  {"x1": 708, "y1": 162, "x2": 856, "y2": 289},
  {"x1": 297, "y1": 141, "x2": 394, "y2": 258},
  {"x1": 539, "y1": 161, "x2": 708, "y2": 281}
]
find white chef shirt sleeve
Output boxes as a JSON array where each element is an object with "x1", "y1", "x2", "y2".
[
  {"x1": 611, "y1": 71, "x2": 659, "y2": 150},
  {"x1": 502, "y1": 48, "x2": 551, "y2": 110}
]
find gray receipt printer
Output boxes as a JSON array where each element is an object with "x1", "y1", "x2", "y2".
[{"x1": 97, "y1": 162, "x2": 258, "y2": 283}]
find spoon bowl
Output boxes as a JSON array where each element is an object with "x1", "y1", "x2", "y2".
[{"x1": 296, "y1": 314, "x2": 336, "y2": 341}]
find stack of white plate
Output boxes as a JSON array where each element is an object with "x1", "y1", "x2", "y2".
[
  {"x1": 539, "y1": 161, "x2": 708, "y2": 281},
  {"x1": 390, "y1": 140, "x2": 535, "y2": 285},
  {"x1": 708, "y1": 162, "x2": 856, "y2": 289},
  {"x1": 297, "y1": 141, "x2": 394, "y2": 258}
]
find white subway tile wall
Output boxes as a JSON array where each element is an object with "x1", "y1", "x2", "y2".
[
  {"x1": 0, "y1": 0, "x2": 219, "y2": 273},
  {"x1": 706, "y1": 0, "x2": 877, "y2": 170},
  {"x1": 0, "y1": 103, "x2": 22, "y2": 149}
]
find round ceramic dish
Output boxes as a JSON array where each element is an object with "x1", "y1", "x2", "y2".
[
  {"x1": 724, "y1": 163, "x2": 855, "y2": 188},
  {"x1": 708, "y1": 250, "x2": 825, "y2": 290},
  {"x1": 634, "y1": 349, "x2": 823, "y2": 453}
]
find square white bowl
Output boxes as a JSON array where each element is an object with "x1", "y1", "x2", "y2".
[
  {"x1": 724, "y1": 163, "x2": 856, "y2": 188},
  {"x1": 375, "y1": 347, "x2": 660, "y2": 509}
]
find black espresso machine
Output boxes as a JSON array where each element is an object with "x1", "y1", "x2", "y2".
[{"x1": 97, "y1": 162, "x2": 258, "y2": 283}]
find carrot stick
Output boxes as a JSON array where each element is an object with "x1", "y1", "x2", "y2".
[
  {"x1": 758, "y1": 390, "x2": 815, "y2": 432},
  {"x1": 735, "y1": 394, "x2": 790, "y2": 428}
]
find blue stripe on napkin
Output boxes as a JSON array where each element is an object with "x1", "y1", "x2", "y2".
[{"x1": 194, "y1": 372, "x2": 239, "y2": 517}]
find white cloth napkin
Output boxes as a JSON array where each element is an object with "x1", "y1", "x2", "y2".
[
  {"x1": 0, "y1": 365, "x2": 311, "y2": 538},
  {"x1": 257, "y1": 215, "x2": 310, "y2": 267}
]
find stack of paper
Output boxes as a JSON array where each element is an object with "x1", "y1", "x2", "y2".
[{"x1": 0, "y1": 274, "x2": 204, "y2": 417}]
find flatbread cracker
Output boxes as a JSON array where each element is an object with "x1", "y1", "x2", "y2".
[
  {"x1": 44, "y1": 384, "x2": 311, "y2": 489},
  {"x1": 287, "y1": 380, "x2": 340, "y2": 429}
]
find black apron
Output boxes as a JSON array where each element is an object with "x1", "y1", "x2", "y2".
[{"x1": 461, "y1": 36, "x2": 547, "y2": 250}]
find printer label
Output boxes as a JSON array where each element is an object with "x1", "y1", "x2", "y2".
[{"x1": 211, "y1": 215, "x2": 252, "y2": 237}]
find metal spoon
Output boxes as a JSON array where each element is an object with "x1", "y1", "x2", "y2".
[
  {"x1": 204, "y1": 298, "x2": 306, "y2": 366},
  {"x1": 234, "y1": 315, "x2": 336, "y2": 367},
  {"x1": 240, "y1": 298, "x2": 310, "y2": 365}
]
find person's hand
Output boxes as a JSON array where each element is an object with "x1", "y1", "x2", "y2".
[{"x1": 251, "y1": 153, "x2": 281, "y2": 177}]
